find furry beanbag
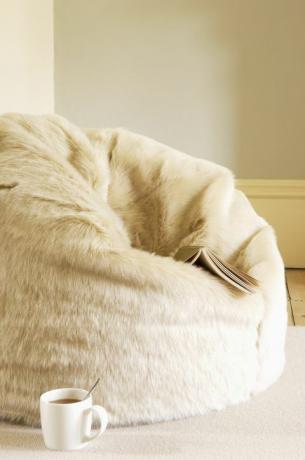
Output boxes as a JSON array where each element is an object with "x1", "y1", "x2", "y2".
[{"x1": 0, "y1": 113, "x2": 287, "y2": 427}]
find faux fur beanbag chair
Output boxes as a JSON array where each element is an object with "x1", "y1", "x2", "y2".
[{"x1": 0, "y1": 113, "x2": 287, "y2": 427}]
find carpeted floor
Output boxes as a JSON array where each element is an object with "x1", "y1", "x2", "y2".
[{"x1": 0, "y1": 327, "x2": 304, "y2": 460}]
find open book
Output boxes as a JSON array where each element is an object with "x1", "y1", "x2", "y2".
[{"x1": 174, "y1": 246, "x2": 259, "y2": 294}]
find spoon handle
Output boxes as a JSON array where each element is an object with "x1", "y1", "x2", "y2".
[{"x1": 83, "y1": 378, "x2": 100, "y2": 400}]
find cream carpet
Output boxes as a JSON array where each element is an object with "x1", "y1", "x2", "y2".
[{"x1": 0, "y1": 327, "x2": 304, "y2": 460}]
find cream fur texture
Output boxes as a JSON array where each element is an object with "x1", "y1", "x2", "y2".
[{"x1": 0, "y1": 113, "x2": 287, "y2": 427}]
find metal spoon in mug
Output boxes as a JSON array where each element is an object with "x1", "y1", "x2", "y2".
[{"x1": 83, "y1": 378, "x2": 100, "y2": 400}]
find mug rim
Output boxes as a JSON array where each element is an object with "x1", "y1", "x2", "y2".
[{"x1": 40, "y1": 387, "x2": 91, "y2": 406}]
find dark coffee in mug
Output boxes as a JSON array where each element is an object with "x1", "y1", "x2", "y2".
[{"x1": 51, "y1": 398, "x2": 80, "y2": 404}]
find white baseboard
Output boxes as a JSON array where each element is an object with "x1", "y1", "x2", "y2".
[{"x1": 236, "y1": 180, "x2": 305, "y2": 268}]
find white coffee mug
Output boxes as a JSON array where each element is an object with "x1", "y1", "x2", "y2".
[{"x1": 40, "y1": 387, "x2": 108, "y2": 451}]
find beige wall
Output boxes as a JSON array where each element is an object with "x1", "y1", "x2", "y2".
[
  {"x1": 54, "y1": 0, "x2": 305, "y2": 178},
  {"x1": 0, "y1": 0, "x2": 54, "y2": 114}
]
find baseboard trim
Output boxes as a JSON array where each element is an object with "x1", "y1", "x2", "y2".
[
  {"x1": 236, "y1": 180, "x2": 305, "y2": 268},
  {"x1": 236, "y1": 179, "x2": 305, "y2": 199}
]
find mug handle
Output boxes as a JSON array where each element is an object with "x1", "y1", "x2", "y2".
[{"x1": 85, "y1": 405, "x2": 108, "y2": 442}]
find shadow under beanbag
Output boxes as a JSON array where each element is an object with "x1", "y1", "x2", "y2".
[{"x1": 0, "y1": 113, "x2": 287, "y2": 427}]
